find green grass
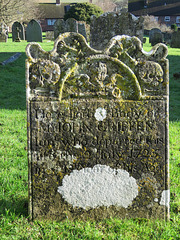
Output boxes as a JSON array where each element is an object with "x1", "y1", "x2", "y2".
[{"x1": 0, "y1": 36, "x2": 180, "y2": 239}]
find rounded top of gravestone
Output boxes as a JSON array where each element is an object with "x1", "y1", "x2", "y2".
[
  {"x1": 12, "y1": 21, "x2": 24, "y2": 28},
  {"x1": 150, "y1": 28, "x2": 162, "y2": 33},
  {"x1": 28, "y1": 19, "x2": 41, "y2": 26}
]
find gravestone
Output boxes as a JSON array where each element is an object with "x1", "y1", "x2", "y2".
[
  {"x1": 90, "y1": 12, "x2": 144, "y2": 50},
  {"x1": 0, "y1": 31, "x2": 7, "y2": 42},
  {"x1": 26, "y1": 33, "x2": 169, "y2": 221},
  {"x1": 54, "y1": 18, "x2": 87, "y2": 40},
  {"x1": 0, "y1": 22, "x2": 8, "y2": 36},
  {"x1": 149, "y1": 28, "x2": 163, "y2": 46},
  {"x1": 66, "y1": 18, "x2": 78, "y2": 33},
  {"x1": 170, "y1": 31, "x2": 180, "y2": 48},
  {"x1": 54, "y1": 18, "x2": 78, "y2": 39},
  {"x1": 26, "y1": 19, "x2": 42, "y2": 42},
  {"x1": 0, "y1": 22, "x2": 8, "y2": 41},
  {"x1": 163, "y1": 32, "x2": 171, "y2": 45},
  {"x1": 12, "y1": 22, "x2": 25, "y2": 42},
  {"x1": 54, "y1": 19, "x2": 65, "y2": 39}
]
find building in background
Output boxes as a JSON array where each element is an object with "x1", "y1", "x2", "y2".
[
  {"x1": 128, "y1": 0, "x2": 180, "y2": 27},
  {"x1": 37, "y1": 0, "x2": 90, "y2": 31}
]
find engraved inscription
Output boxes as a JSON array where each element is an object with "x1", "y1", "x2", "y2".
[{"x1": 30, "y1": 99, "x2": 166, "y2": 181}]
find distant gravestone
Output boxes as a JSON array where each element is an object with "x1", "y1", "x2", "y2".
[
  {"x1": 170, "y1": 31, "x2": 180, "y2": 48},
  {"x1": 26, "y1": 33, "x2": 169, "y2": 221},
  {"x1": 90, "y1": 12, "x2": 144, "y2": 50},
  {"x1": 54, "y1": 18, "x2": 86, "y2": 40},
  {"x1": 54, "y1": 18, "x2": 78, "y2": 39},
  {"x1": 54, "y1": 19, "x2": 65, "y2": 39},
  {"x1": 149, "y1": 28, "x2": 163, "y2": 46},
  {"x1": 12, "y1": 22, "x2": 25, "y2": 42},
  {"x1": 26, "y1": 19, "x2": 42, "y2": 42},
  {"x1": 0, "y1": 31, "x2": 7, "y2": 42},
  {"x1": 66, "y1": 18, "x2": 78, "y2": 32},
  {"x1": 0, "y1": 22, "x2": 8, "y2": 39},
  {"x1": 163, "y1": 32, "x2": 171, "y2": 45}
]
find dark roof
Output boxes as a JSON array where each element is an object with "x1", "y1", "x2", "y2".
[{"x1": 128, "y1": 0, "x2": 180, "y2": 16}]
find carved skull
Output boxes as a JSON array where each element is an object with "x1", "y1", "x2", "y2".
[
  {"x1": 30, "y1": 59, "x2": 60, "y2": 88},
  {"x1": 138, "y1": 61, "x2": 163, "y2": 95}
]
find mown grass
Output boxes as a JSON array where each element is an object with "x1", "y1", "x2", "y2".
[{"x1": 0, "y1": 36, "x2": 180, "y2": 239}]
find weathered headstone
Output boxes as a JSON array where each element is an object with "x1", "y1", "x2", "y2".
[
  {"x1": 170, "y1": 31, "x2": 180, "y2": 48},
  {"x1": 0, "y1": 31, "x2": 7, "y2": 42},
  {"x1": 12, "y1": 21, "x2": 25, "y2": 42},
  {"x1": 54, "y1": 18, "x2": 78, "y2": 39},
  {"x1": 163, "y1": 32, "x2": 171, "y2": 45},
  {"x1": 149, "y1": 28, "x2": 163, "y2": 46},
  {"x1": 90, "y1": 12, "x2": 144, "y2": 50},
  {"x1": 54, "y1": 18, "x2": 87, "y2": 40},
  {"x1": 0, "y1": 22, "x2": 8, "y2": 42},
  {"x1": 66, "y1": 18, "x2": 78, "y2": 33},
  {"x1": 54, "y1": 19, "x2": 65, "y2": 39},
  {"x1": 26, "y1": 33, "x2": 169, "y2": 221},
  {"x1": 0, "y1": 22, "x2": 8, "y2": 36},
  {"x1": 26, "y1": 19, "x2": 42, "y2": 42}
]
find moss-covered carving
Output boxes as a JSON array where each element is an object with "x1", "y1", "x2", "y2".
[{"x1": 26, "y1": 33, "x2": 168, "y2": 101}]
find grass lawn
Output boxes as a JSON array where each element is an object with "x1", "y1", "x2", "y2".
[{"x1": 0, "y1": 36, "x2": 180, "y2": 239}]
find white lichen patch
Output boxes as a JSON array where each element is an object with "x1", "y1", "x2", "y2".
[
  {"x1": 74, "y1": 144, "x2": 82, "y2": 149},
  {"x1": 57, "y1": 164, "x2": 138, "y2": 209},
  {"x1": 160, "y1": 190, "x2": 170, "y2": 207},
  {"x1": 94, "y1": 108, "x2": 107, "y2": 121}
]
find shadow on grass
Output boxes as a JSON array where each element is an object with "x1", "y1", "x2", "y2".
[
  {"x1": 168, "y1": 55, "x2": 180, "y2": 122},
  {"x1": 0, "y1": 53, "x2": 26, "y2": 111},
  {"x1": 0, "y1": 198, "x2": 28, "y2": 217}
]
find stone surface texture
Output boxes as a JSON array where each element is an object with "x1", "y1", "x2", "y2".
[
  {"x1": 26, "y1": 33, "x2": 169, "y2": 221},
  {"x1": 90, "y1": 12, "x2": 144, "y2": 50}
]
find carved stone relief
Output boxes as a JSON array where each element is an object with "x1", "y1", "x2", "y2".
[{"x1": 26, "y1": 33, "x2": 168, "y2": 101}]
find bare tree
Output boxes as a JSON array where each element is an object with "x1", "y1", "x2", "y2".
[
  {"x1": 94, "y1": 0, "x2": 128, "y2": 12},
  {"x1": 0, "y1": 0, "x2": 41, "y2": 25},
  {"x1": 94, "y1": 0, "x2": 116, "y2": 12},
  {"x1": 114, "y1": 0, "x2": 128, "y2": 11}
]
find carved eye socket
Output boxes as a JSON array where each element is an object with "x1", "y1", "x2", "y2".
[
  {"x1": 58, "y1": 41, "x2": 64, "y2": 48},
  {"x1": 149, "y1": 74, "x2": 154, "y2": 79},
  {"x1": 44, "y1": 73, "x2": 50, "y2": 80}
]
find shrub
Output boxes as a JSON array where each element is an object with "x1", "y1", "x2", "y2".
[
  {"x1": 171, "y1": 23, "x2": 178, "y2": 31},
  {"x1": 64, "y1": 3, "x2": 103, "y2": 24}
]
